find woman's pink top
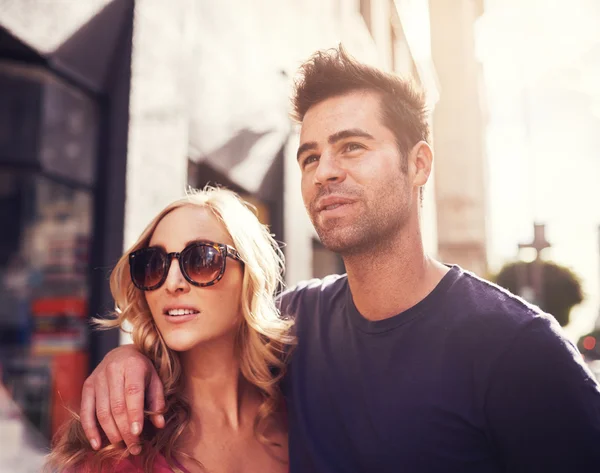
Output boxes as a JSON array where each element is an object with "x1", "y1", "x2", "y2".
[
  {"x1": 112, "y1": 454, "x2": 189, "y2": 472},
  {"x1": 74, "y1": 453, "x2": 190, "y2": 472}
]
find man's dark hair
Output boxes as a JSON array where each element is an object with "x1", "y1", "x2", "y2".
[{"x1": 292, "y1": 45, "x2": 430, "y2": 171}]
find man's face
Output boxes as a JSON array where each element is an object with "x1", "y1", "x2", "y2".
[{"x1": 297, "y1": 90, "x2": 414, "y2": 255}]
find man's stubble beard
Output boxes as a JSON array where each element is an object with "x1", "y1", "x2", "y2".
[
  {"x1": 307, "y1": 166, "x2": 411, "y2": 257},
  {"x1": 312, "y1": 199, "x2": 409, "y2": 257}
]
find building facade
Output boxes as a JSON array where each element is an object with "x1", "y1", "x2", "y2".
[
  {"x1": 429, "y1": 0, "x2": 489, "y2": 277},
  {"x1": 0, "y1": 0, "x2": 489, "y2": 448}
]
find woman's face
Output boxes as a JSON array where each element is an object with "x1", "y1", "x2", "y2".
[{"x1": 144, "y1": 205, "x2": 244, "y2": 352}]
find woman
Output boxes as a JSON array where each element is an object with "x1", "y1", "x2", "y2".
[{"x1": 45, "y1": 186, "x2": 294, "y2": 472}]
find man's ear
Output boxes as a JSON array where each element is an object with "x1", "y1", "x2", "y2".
[{"x1": 410, "y1": 141, "x2": 433, "y2": 187}]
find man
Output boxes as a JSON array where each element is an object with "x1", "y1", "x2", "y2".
[{"x1": 80, "y1": 47, "x2": 600, "y2": 472}]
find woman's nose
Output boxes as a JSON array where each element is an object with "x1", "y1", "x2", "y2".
[{"x1": 164, "y1": 258, "x2": 190, "y2": 294}]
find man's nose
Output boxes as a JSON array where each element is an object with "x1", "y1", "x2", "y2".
[{"x1": 313, "y1": 151, "x2": 347, "y2": 186}]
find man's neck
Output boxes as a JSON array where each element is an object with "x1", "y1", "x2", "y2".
[{"x1": 343, "y1": 228, "x2": 449, "y2": 321}]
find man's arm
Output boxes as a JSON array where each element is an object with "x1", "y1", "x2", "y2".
[
  {"x1": 80, "y1": 344, "x2": 165, "y2": 454},
  {"x1": 484, "y1": 316, "x2": 600, "y2": 471}
]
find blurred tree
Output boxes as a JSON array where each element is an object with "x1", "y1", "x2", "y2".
[{"x1": 493, "y1": 261, "x2": 584, "y2": 326}]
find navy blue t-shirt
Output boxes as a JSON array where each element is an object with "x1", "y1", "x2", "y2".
[{"x1": 279, "y1": 266, "x2": 600, "y2": 472}]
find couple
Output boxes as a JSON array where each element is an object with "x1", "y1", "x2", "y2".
[{"x1": 47, "y1": 47, "x2": 600, "y2": 472}]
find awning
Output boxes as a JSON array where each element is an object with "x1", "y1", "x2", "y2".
[
  {"x1": 185, "y1": 1, "x2": 291, "y2": 195},
  {"x1": 0, "y1": 0, "x2": 131, "y2": 93}
]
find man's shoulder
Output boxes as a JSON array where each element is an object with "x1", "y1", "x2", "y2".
[
  {"x1": 449, "y1": 265, "x2": 543, "y2": 326},
  {"x1": 439, "y1": 267, "x2": 588, "y2": 396},
  {"x1": 446, "y1": 266, "x2": 567, "y2": 362},
  {"x1": 278, "y1": 273, "x2": 348, "y2": 319}
]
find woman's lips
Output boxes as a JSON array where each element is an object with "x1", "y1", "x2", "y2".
[{"x1": 163, "y1": 307, "x2": 200, "y2": 323}]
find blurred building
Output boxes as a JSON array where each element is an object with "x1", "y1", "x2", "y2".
[
  {"x1": 429, "y1": 0, "x2": 489, "y2": 277},
  {"x1": 0, "y1": 0, "x2": 133, "y2": 445},
  {"x1": 0, "y1": 0, "x2": 487, "y2": 445}
]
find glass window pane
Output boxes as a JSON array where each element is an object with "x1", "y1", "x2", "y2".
[{"x1": 0, "y1": 171, "x2": 92, "y2": 463}]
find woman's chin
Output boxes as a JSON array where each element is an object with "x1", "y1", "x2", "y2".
[
  {"x1": 162, "y1": 326, "x2": 239, "y2": 353},
  {"x1": 163, "y1": 337, "x2": 200, "y2": 353}
]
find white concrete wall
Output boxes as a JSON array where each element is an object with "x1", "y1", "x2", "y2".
[
  {"x1": 123, "y1": 0, "x2": 193, "y2": 249},
  {"x1": 429, "y1": 0, "x2": 489, "y2": 275},
  {"x1": 0, "y1": 0, "x2": 440, "y2": 285},
  {"x1": 283, "y1": 129, "x2": 315, "y2": 285}
]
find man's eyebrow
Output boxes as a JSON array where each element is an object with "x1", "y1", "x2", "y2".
[
  {"x1": 328, "y1": 128, "x2": 375, "y2": 144},
  {"x1": 297, "y1": 142, "x2": 318, "y2": 161},
  {"x1": 296, "y1": 129, "x2": 375, "y2": 161}
]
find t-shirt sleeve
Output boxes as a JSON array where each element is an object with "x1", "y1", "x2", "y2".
[
  {"x1": 484, "y1": 315, "x2": 600, "y2": 472},
  {"x1": 276, "y1": 284, "x2": 308, "y2": 322}
]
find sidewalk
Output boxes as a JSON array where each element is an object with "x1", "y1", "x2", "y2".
[{"x1": 0, "y1": 383, "x2": 47, "y2": 473}]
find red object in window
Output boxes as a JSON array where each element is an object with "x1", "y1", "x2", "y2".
[
  {"x1": 51, "y1": 351, "x2": 88, "y2": 438},
  {"x1": 31, "y1": 297, "x2": 87, "y2": 317},
  {"x1": 583, "y1": 336, "x2": 596, "y2": 351}
]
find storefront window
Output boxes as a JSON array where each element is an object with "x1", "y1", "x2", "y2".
[{"x1": 0, "y1": 171, "x2": 92, "y2": 447}]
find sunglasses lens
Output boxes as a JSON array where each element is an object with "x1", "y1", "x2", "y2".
[
  {"x1": 182, "y1": 245, "x2": 223, "y2": 284},
  {"x1": 131, "y1": 249, "x2": 166, "y2": 289}
]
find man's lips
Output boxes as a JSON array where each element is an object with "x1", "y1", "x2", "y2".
[{"x1": 315, "y1": 195, "x2": 356, "y2": 212}]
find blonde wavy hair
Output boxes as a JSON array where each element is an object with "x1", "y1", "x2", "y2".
[{"x1": 45, "y1": 186, "x2": 295, "y2": 472}]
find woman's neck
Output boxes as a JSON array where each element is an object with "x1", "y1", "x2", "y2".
[{"x1": 179, "y1": 333, "x2": 257, "y2": 430}]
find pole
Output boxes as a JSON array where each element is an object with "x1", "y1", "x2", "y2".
[{"x1": 596, "y1": 225, "x2": 600, "y2": 329}]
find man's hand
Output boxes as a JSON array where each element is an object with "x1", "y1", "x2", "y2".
[{"x1": 80, "y1": 344, "x2": 165, "y2": 455}]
